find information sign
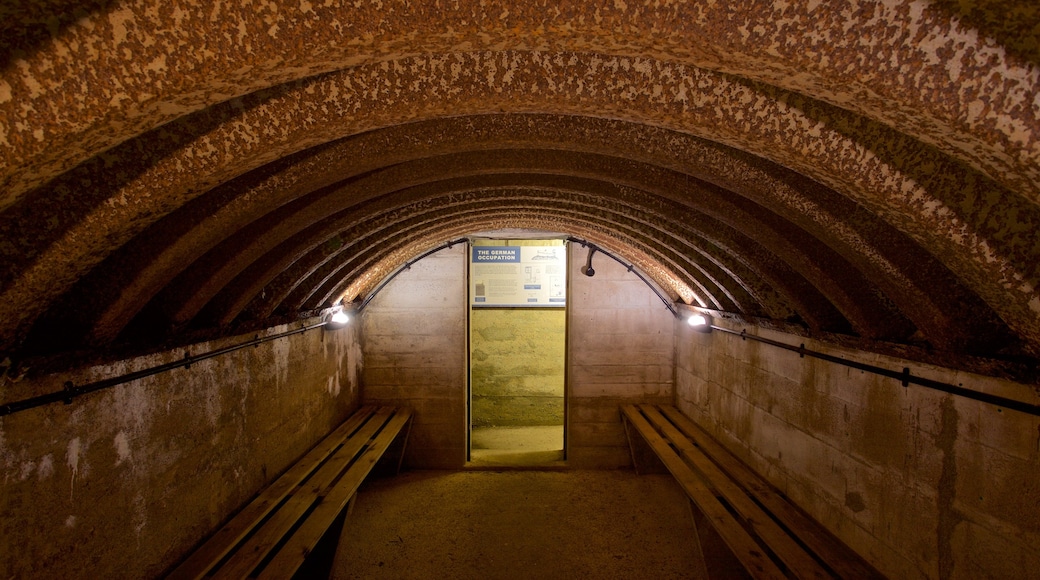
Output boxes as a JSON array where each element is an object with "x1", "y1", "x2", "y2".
[{"x1": 470, "y1": 244, "x2": 567, "y2": 307}]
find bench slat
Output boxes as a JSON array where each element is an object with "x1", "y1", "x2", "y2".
[
  {"x1": 166, "y1": 406, "x2": 379, "y2": 580},
  {"x1": 256, "y1": 408, "x2": 413, "y2": 579},
  {"x1": 621, "y1": 405, "x2": 787, "y2": 580},
  {"x1": 211, "y1": 407, "x2": 399, "y2": 579},
  {"x1": 638, "y1": 405, "x2": 831, "y2": 580},
  {"x1": 656, "y1": 405, "x2": 885, "y2": 580}
]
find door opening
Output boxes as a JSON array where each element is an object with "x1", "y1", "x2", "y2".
[{"x1": 467, "y1": 237, "x2": 567, "y2": 466}]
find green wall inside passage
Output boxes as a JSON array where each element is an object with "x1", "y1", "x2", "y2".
[{"x1": 470, "y1": 308, "x2": 566, "y2": 427}]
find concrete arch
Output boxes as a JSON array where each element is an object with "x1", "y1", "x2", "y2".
[
  {"x1": 204, "y1": 187, "x2": 788, "y2": 328},
  {"x1": 285, "y1": 205, "x2": 768, "y2": 317},
  {"x1": 129, "y1": 167, "x2": 884, "y2": 338},
  {"x1": 44, "y1": 122, "x2": 946, "y2": 347},
  {"x1": 134, "y1": 192, "x2": 777, "y2": 337},
  {"x1": 6, "y1": 94, "x2": 1031, "y2": 349},
  {"x1": 2, "y1": 1, "x2": 1036, "y2": 204},
  {"x1": 5, "y1": 7, "x2": 1040, "y2": 580},
  {"x1": 227, "y1": 189, "x2": 821, "y2": 326},
  {"x1": 0, "y1": 6, "x2": 1036, "y2": 363}
]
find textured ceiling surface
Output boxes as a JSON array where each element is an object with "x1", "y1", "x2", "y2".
[{"x1": 1, "y1": 1, "x2": 1038, "y2": 375}]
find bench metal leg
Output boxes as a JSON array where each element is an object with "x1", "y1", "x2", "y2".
[{"x1": 688, "y1": 498, "x2": 752, "y2": 580}]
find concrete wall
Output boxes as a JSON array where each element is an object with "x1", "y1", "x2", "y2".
[
  {"x1": 0, "y1": 319, "x2": 361, "y2": 579},
  {"x1": 360, "y1": 242, "x2": 675, "y2": 469},
  {"x1": 675, "y1": 315, "x2": 1040, "y2": 579},
  {"x1": 361, "y1": 246, "x2": 469, "y2": 469},
  {"x1": 471, "y1": 308, "x2": 566, "y2": 427},
  {"x1": 567, "y1": 244, "x2": 675, "y2": 468}
]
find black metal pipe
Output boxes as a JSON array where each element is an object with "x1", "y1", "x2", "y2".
[
  {"x1": 0, "y1": 321, "x2": 328, "y2": 418},
  {"x1": 2, "y1": 235, "x2": 665, "y2": 417},
  {"x1": 357, "y1": 238, "x2": 468, "y2": 313},
  {"x1": 709, "y1": 325, "x2": 1040, "y2": 418},
  {"x1": 567, "y1": 237, "x2": 679, "y2": 318}
]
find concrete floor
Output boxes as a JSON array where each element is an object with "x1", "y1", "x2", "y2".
[
  {"x1": 332, "y1": 470, "x2": 704, "y2": 579},
  {"x1": 470, "y1": 425, "x2": 565, "y2": 466}
]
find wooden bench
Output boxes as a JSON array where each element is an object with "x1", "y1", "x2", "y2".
[
  {"x1": 621, "y1": 404, "x2": 885, "y2": 580},
  {"x1": 167, "y1": 405, "x2": 412, "y2": 580}
]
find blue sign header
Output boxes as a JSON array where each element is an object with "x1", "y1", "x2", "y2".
[{"x1": 472, "y1": 247, "x2": 521, "y2": 263}]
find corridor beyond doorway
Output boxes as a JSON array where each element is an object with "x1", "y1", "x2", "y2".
[
  {"x1": 469, "y1": 237, "x2": 568, "y2": 465},
  {"x1": 469, "y1": 425, "x2": 565, "y2": 466}
]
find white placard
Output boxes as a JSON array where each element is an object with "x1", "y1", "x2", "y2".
[{"x1": 470, "y1": 245, "x2": 567, "y2": 307}]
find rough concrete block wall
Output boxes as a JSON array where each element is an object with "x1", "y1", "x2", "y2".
[
  {"x1": 470, "y1": 308, "x2": 565, "y2": 427},
  {"x1": 360, "y1": 246, "x2": 468, "y2": 469},
  {"x1": 0, "y1": 320, "x2": 361, "y2": 579},
  {"x1": 675, "y1": 317, "x2": 1040, "y2": 579},
  {"x1": 567, "y1": 244, "x2": 675, "y2": 468}
]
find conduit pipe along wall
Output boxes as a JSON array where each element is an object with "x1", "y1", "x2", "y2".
[
  {"x1": 0, "y1": 237, "x2": 486, "y2": 419},
  {"x1": 567, "y1": 237, "x2": 678, "y2": 318},
  {"x1": 674, "y1": 313, "x2": 1040, "y2": 579},
  {"x1": 0, "y1": 317, "x2": 362, "y2": 579},
  {"x1": 0, "y1": 317, "x2": 345, "y2": 417},
  {"x1": 680, "y1": 308, "x2": 1040, "y2": 417},
  {"x1": 357, "y1": 238, "x2": 469, "y2": 312}
]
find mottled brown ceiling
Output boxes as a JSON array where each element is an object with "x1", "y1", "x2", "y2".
[{"x1": 1, "y1": 1, "x2": 1038, "y2": 376}]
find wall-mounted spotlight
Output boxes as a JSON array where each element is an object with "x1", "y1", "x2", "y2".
[
  {"x1": 687, "y1": 313, "x2": 713, "y2": 333},
  {"x1": 324, "y1": 304, "x2": 353, "y2": 331},
  {"x1": 580, "y1": 246, "x2": 597, "y2": 277}
]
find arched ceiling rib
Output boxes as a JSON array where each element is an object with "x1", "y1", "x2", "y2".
[
  {"x1": 2, "y1": 1, "x2": 1038, "y2": 204},
  {"x1": 118, "y1": 163, "x2": 878, "y2": 337},
  {"x1": 199, "y1": 185, "x2": 786, "y2": 328},
  {"x1": 252, "y1": 191, "x2": 784, "y2": 317},
  {"x1": 1, "y1": 1, "x2": 1039, "y2": 377}
]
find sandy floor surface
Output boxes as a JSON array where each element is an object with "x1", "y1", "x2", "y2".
[
  {"x1": 470, "y1": 426, "x2": 565, "y2": 466},
  {"x1": 332, "y1": 469, "x2": 704, "y2": 579}
]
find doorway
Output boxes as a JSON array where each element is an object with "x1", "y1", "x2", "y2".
[{"x1": 468, "y1": 238, "x2": 567, "y2": 466}]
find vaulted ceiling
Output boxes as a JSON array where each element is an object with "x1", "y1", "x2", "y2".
[{"x1": 1, "y1": 1, "x2": 1038, "y2": 373}]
